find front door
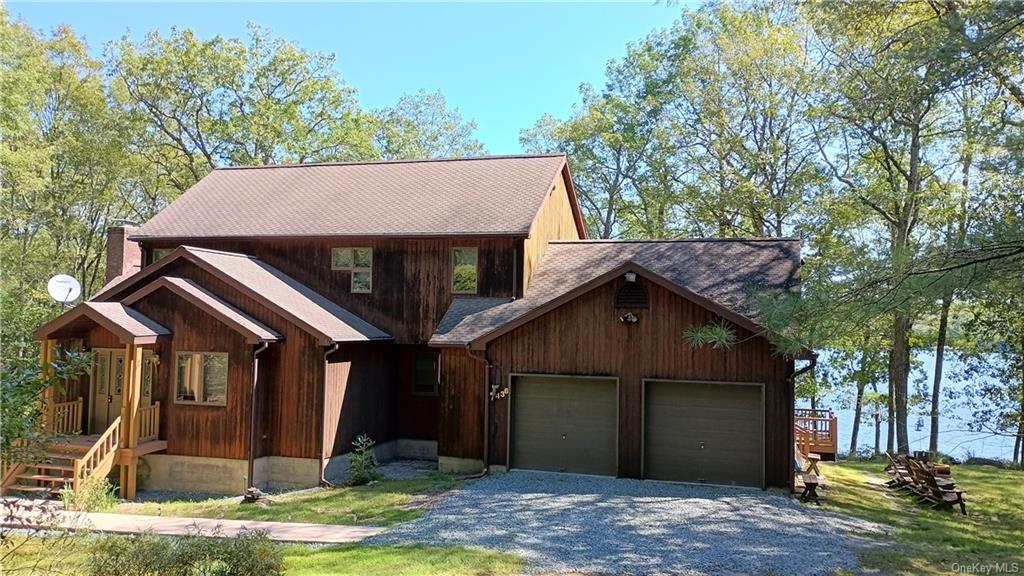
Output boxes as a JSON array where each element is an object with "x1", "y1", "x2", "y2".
[{"x1": 89, "y1": 349, "x2": 153, "y2": 434}]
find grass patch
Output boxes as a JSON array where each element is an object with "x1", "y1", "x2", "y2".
[
  {"x1": 5, "y1": 536, "x2": 522, "y2": 576},
  {"x1": 117, "y1": 473, "x2": 459, "y2": 526},
  {"x1": 817, "y1": 461, "x2": 1024, "y2": 575},
  {"x1": 283, "y1": 544, "x2": 523, "y2": 576}
]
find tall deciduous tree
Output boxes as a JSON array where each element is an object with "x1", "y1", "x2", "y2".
[{"x1": 374, "y1": 89, "x2": 486, "y2": 160}]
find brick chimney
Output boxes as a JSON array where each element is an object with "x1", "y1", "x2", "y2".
[{"x1": 106, "y1": 226, "x2": 142, "y2": 283}]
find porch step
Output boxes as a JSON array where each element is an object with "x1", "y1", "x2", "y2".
[
  {"x1": 4, "y1": 485, "x2": 58, "y2": 494},
  {"x1": 16, "y1": 473, "x2": 74, "y2": 483},
  {"x1": 30, "y1": 463, "x2": 74, "y2": 473},
  {"x1": 45, "y1": 451, "x2": 79, "y2": 460}
]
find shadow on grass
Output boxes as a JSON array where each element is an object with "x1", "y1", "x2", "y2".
[{"x1": 820, "y1": 462, "x2": 1024, "y2": 575}]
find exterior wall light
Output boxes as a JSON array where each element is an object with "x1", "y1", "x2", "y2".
[
  {"x1": 619, "y1": 312, "x2": 639, "y2": 324},
  {"x1": 624, "y1": 271, "x2": 637, "y2": 283}
]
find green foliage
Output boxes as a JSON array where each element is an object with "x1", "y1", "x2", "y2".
[
  {"x1": 0, "y1": 347, "x2": 92, "y2": 463},
  {"x1": 87, "y1": 529, "x2": 284, "y2": 576},
  {"x1": 60, "y1": 476, "x2": 118, "y2": 512},
  {"x1": 374, "y1": 90, "x2": 486, "y2": 160},
  {"x1": 452, "y1": 264, "x2": 477, "y2": 293},
  {"x1": 682, "y1": 319, "x2": 737, "y2": 351},
  {"x1": 347, "y1": 434, "x2": 380, "y2": 486}
]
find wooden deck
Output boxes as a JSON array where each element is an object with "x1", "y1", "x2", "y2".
[{"x1": 795, "y1": 408, "x2": 838, "y2": 460}]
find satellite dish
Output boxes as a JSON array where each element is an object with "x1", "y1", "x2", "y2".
[{"x1": 47, "y1": 274, "x2": 82, "y2": 304}]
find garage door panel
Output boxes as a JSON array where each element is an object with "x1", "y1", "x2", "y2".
[
  {"x1": 644, "y1": 380, "x2": 762, "y2": 487},
  {"x1": 511, "y1": 375, "x2": 617, "y2": 476}
]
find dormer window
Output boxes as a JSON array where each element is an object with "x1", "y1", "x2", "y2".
[
  {"x1": 332, "y1": 247, "x2": 373, "y2": 293},
  {"x1": 452, "y1": 247, "x2": 478, "y2": 294}
]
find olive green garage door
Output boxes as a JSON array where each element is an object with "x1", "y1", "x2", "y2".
[
  {"x1": 643, "y1": 380, "x2": 763, "y2": 488},
  {"x1": 510, "y1": 375, "x2": 618, "y2": 476}
]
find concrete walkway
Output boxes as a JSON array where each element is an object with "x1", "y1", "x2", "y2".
[{"x1": 2, "y1": 499, "x2": 384, "y2": 544}]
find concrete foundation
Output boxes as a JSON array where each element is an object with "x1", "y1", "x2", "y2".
[
  {"x1": 139, "y1": 455, "x2": 248, "y2": 495},
  {"x1": 439, "y1": 456, "x2": 484, "y2": 474},
  {"x1": 254, "y1": 456, "x2": 320, "y2": 490}
]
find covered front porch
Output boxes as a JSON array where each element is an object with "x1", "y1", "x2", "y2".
[{"x1": 1, "y1": 302, "x2": 171, "y2": 499}]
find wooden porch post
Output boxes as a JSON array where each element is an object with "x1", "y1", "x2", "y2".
[
  {"x1": 40, "y1": 339, "x2": 56, "y2": 433},
  {"x1": 118, "y1": 342, "x2": 143, "y2": 499}
]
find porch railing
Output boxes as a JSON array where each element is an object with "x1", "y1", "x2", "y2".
[
  {"x1": 794, "y1": 410, "x2": 838, "y2": 456},
  {"x1": 136, "y1": 402, "x2": 161, "y2": 443},
  {"x1": 73, "y1": 417, "x2": 120, "y2": 492},
  {"x1": 49, "y1": 398, "x2": 84, "y2": 436}
]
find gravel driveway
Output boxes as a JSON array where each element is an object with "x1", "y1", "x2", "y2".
[{"x1": 368, "y1": 471, "x2": 884, "y2": 575}]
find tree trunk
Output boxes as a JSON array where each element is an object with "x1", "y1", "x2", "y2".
[
  {"x1": 850, "y1": 379, "x2": 865, "y2": 457},
  {"x1": 929, "y1": 293, "x2": 952, "y2": 454},
  {"x1": 873, "y1": 380, "x2": 882, "y2": 457},
  {"x1": 886, "y1": 370, "x2": 895, "y2": 454},
  {"x1": 850, "y1": 338, "x2": 871, "y2": 456},
  {"x1": 890, "y1": 313, "x2": 912, "y2": 453}
]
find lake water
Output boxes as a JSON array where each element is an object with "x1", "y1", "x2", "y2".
[{"x1": 798, "y1": 350, "x2": 1018, "y2": 461}]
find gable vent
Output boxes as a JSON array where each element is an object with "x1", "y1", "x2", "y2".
[{"x1": 615, "y1": 282, "x2": 649, "y2": 309}]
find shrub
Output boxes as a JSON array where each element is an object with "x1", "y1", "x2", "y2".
[
  {"x1": 87, "y1": 529, "x2": 284, "y2": 576},
  {"x1": 61, "y1": 476, "x2": 118, "y2": 512},
  {"x1": 348, "y1": 434, "x2": 380, "y2": 486}
]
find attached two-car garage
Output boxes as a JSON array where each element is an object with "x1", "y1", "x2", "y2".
[{"x1": 509, "y1": 374, "x2": 764, "y2": 488}]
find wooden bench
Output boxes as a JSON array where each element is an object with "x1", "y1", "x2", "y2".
[{"x1": 799, "y1": 474, "x2": 821, "y2": 505}]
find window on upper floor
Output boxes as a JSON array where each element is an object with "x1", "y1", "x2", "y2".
[
  {"x1": 452, "y1": 247, "x2": 478, "y2": 294},
  {"x1": 331, "y1": 247, "x2": 373, "y2": 293},
  {"x1": 175, "y1": 352, "x2": 228, "y2": 406},
  {"x1": 152, "y1": 248, "x2": 173, "y2": 263},
  {"x1": 412, "y1": 350, "x2": 440, "y2": 396}
]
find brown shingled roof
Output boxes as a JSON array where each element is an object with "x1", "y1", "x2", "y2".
[
  {"x1": 132, "y1": 154, "x2": 575, "y2": 239},
  {"x1": 95, "y1": 246, "x2": 390, "y2": 344},
  {"x1": 122, "y1": 277, "x2": 282, "y2": 343},
  {"x1": 430, "y1": 239, "x2": 801, "y2": 348},
  {"x1": 34, "y1": 302, "x2": 170, "y2": 344}
]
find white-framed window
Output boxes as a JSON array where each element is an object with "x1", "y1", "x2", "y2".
[
  {"x1": 452, "y1": 247, "x2": 478, "y2": 294},
  {"x1": 331, "y1": 247, "x2": 373, "y2": 293},
  {"x1": 175, "y1": 352, "x2": 228, "y2": 406}
]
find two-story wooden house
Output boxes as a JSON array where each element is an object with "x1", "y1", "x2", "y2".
[{"x1": 11, "y1": 154, "x2": 807, "y2": 499}]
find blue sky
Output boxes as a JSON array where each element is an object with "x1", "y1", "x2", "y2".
[{"x1": 9, "y1": 2, "x2": 688, "y2": 153}]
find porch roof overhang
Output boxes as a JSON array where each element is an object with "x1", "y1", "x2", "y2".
[{"x1": 33, "y1": 302, "x2": 170, "y2": 344}]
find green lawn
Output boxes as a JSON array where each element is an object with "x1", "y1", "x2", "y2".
[
  {"x1": 117, "y1": 474, "x2": 459, "y2": 526},
  {"x1": 4, "y1": 538, "x2": 523, "y2": 576},
  {"x1": 817, "y1": 461, "x2": 1024, "y2": 575}
]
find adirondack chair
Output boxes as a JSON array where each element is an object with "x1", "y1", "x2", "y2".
[
  {"x1": 884, "y1": 453, "x2": 915, "y2": 490},
  {"x1": 906, "y1": 458, "x2": 966, "y2": 515}
]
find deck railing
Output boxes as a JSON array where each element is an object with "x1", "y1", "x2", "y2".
[
  {"x1": 794, "y1": 409, "x2": 838, "y2": 456},
  {"x1": 136, "y1": 402, "x2": 161, "y2": 443},
  {"x1": 49, "y1": 398, "x2": 84, "y2": 436},
  {"x1": 73, "y1": 417, "x2": 120, "y2": 491}
]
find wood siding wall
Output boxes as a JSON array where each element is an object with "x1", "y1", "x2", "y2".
[
  {"x1": 438, "y1": 348, "x2": 485, "y2": 460},
  {"x1": 106, "y1": 259, "x2": 326, "y2": 460},
  {"x1": 439, "y1": 277, "x2": 795, "y2": 488},
  {"x1": 323, "y1": 343, "x2": 397, "y2": 458},
  {"x1": 522, "y1": 171, "x2": 581, "y2": 293},
  {"x1": 143, "y1": 238, "x2": 523, "y2": 344},
  {"x1": 132, "y1": 290, "x2": 253, "y2": 460},
  {"x1": 395, "y1": 345, "x2": 441, "y2": 441}
]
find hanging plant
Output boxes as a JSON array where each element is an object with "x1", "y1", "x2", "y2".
[{"x1": 682, "y1": 319, "x2": 737, "y2": 350}]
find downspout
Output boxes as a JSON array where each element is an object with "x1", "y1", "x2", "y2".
[
  {"x1": 319, "y1": 343, "x2": 339, "y2": 486},
  {"x1": 247, "y1": 341, "x2": 269, "y2": 490},
  {"x1": 787, "y1": 351, "x2": 818, "y2": 493},
  {"x1": 467, "y1": 346, "x2": 492, "y2": 478}
]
